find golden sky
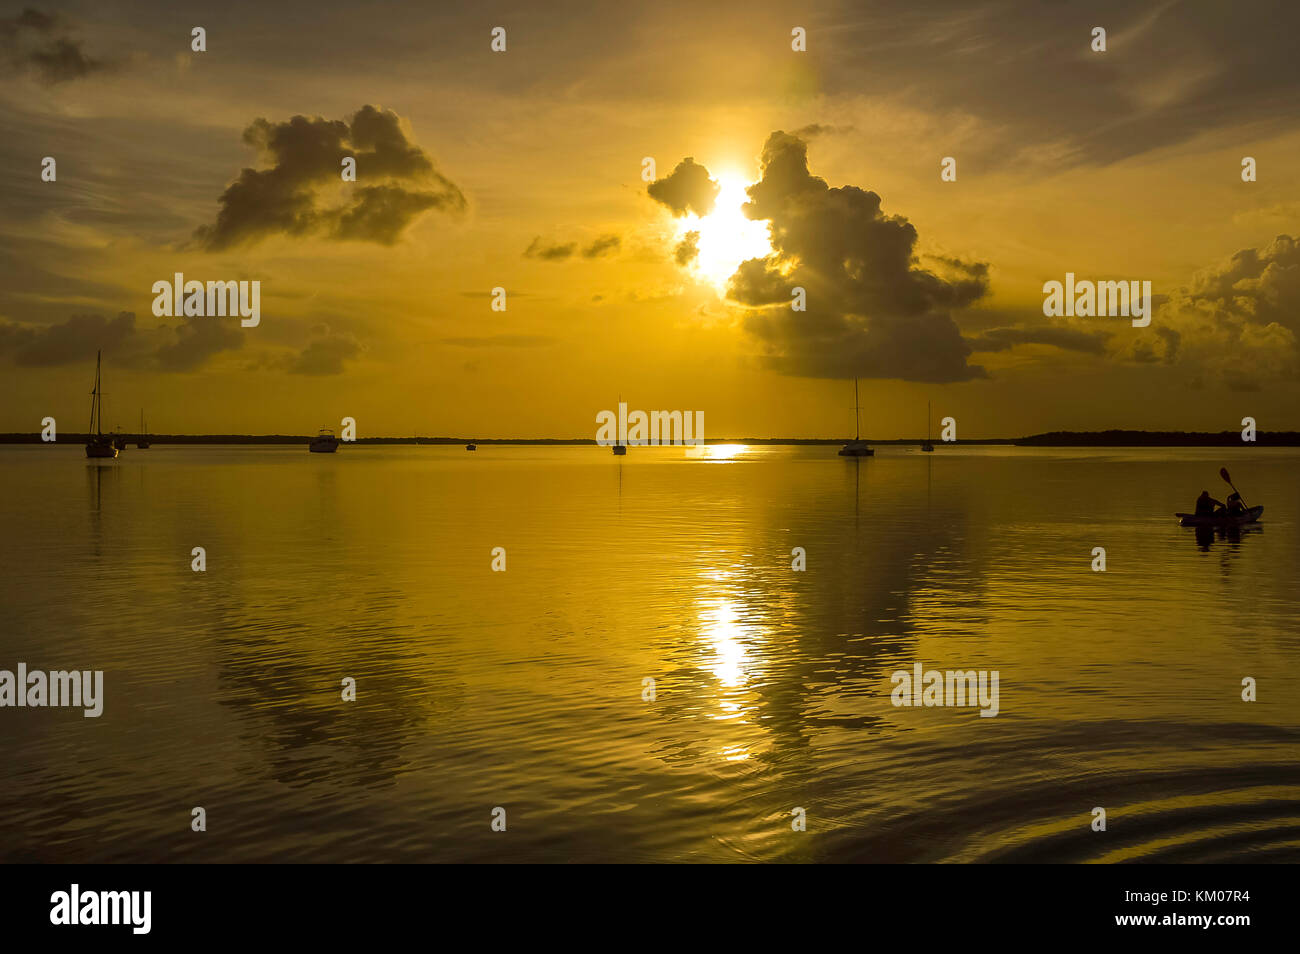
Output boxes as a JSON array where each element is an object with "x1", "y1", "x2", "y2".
[{"x1": 2, "y1": 0, "x2": 1298, "y2": 438}]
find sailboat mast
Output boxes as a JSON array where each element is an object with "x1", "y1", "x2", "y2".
[
  {"x1": 88, "y1": 353, "x2": 97, "y2": 435},
  {"x1": 927, "y1": 400, "x2": 931, "y2": 442},
  {"x1": 93, "y1": 351, "x2": 102, "y2": 436},
  {"x1": 854, "y1": 378, "x2": 860, "y2": 441}
]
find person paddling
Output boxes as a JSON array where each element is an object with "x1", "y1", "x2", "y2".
[{"x1": 1194, "y1": 490, "x2": 1223, "y2": 516}]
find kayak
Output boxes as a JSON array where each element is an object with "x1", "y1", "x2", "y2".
[{"x1": 1175, "y1": 505, "x2": 1263, "y2": 528}]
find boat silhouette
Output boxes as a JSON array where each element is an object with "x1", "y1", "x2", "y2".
[
  {"x1": 309, "y1": 427, "x2": 340, "y2": 453},
  {"x1": 838, "y1": 378, "x2": 873, "y2": 457},
  {"x1": 84, "y1": 351, "x2": 118, "y2": 459}
]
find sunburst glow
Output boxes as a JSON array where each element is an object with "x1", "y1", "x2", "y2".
[{"x1": 679, "y1": 174, "x2": 773, "y2": 291}]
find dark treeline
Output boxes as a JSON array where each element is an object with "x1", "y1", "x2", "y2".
[
  {"x1": 1, "y1": 431, "x2": 1297, "y2": 446},
  {"x1": 1014, "y1": 430, "x2": 1300, "y2": 446},
  {"x1": 0, "y1": 434, "x2": 1014, "y2": 445}
]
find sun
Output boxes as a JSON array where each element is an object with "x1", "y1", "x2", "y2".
[{"x1": 678, "y1": 173, "x2": 773, "y2": 292}]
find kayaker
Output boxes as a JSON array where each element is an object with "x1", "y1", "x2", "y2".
[
  {"x1": 1224, "y1": 492, "x2": 1245, "y2": 515},
  {"x1": 1195, "y1": 490, "x2": 1223, "y2": 516}
]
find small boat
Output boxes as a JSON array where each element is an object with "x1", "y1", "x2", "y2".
[
  {"x1": 1175, "y1": 506, "x2": 1263, "y2": 528},
  {"x1": 466, "y1": 443, "x2": 477, "y2": 451},
  {"x1": 309, "y1": 427, "x2": 340, "y2": 453},
  {"x1": 921, "y1": 400, "x2": 934, "y2": 452},
  {"x1": 84, "y1": 351, "x2": 118, "y2": 459},
  {"x1": 838, "y1": 378, "x2": 874, "y2": 457},
  {"x1": 137, "y1": 409, "x2": 151, "y2": 448},
  {"x1": 612, "y1": 393, "x2": 628, "y2": 455}
]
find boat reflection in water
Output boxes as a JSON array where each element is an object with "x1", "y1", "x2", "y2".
[{"x1": 1193, "y1": 522, "x2": 1261, "y2": 551}]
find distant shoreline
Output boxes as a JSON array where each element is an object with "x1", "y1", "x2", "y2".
[{"x1": 3, "y1": 430, "x2": 1298, "y2": 446}]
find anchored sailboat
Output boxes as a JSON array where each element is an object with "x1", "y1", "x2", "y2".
[
  {"x1": 612, "y1": 394, "x2": 627, "y2": 455},
  {"x1": 921, "y1": 400, "x2": 934, "y2": 452},
  {"x1": 84, "y1": 351, "x2": 118, "y2": 459},
  {"x1": 137, "y1": 409, "x2": 151, "y2": 449},
  {"x1": 838, "y1": 378, "x2": 873, "y2": 457}
]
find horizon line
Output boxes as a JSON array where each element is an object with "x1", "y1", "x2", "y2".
[{"x1": 4, "y1": 428, "x2": 1300, "y2": 447}]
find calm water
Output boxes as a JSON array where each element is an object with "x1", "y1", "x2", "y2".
[{"x1": 1, "y1": 443, "x2": 1297, "y2": 863}]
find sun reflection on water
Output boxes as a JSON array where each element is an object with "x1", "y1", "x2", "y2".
[
  {"x1": 696, "y1": 592, "x2": 769, "y2": 763},
  {"x1": 698, "y1": 597, "x2": 751, "y2": 688}
]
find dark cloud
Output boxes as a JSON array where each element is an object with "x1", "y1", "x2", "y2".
[
  {"x1": 822, "y1": 0, "x2": 1300, "y2": 168},
  {"x1": 647, "y1": 157, "x2": 718, "y2": 218},
  {"x1": 0, "y1": 8, "x2": 109, "y2": 84},
  {"x1": 674, "y1": 230, "x2": 699, "y2": 266},
  {"x1": 0, "y1": 311, "x2": 135, "y2": 366},
  {"x1": 193, "y1": 105, "x2": 464, "y2": 250},
  {"x1": 524, "y1": 237, "x2": 576, "y2": 260},
  {"x1": 582, "y1": 234, "x2": 620, "y2": 258},
  {"x1": 333, "y1": 185, "x2": 450, "y2": 245},
  {"x1": 153, "y1": 317, "x2": 244, "y2": 371},
  {"x1": 967, "y1": 326, "x2": 1109, "y2": 355},
  {"x1": 725, "y1": 131, "x2": 989, "y2": 382},
  {"x1": 288, "y1": 328, "x2": 361, "y2": 375},
  {"x1": 0, "y1": 311, "x2": 244, "y2": 372},
  {"x1": 524, "y1": 233, "x2": 620, "y2": 260}
]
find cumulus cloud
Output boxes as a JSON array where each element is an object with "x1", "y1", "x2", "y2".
[
  {"x1": 193, "y1": 105, "x2": 465, "y2": 250},
  {"x1": 0, "y1": 8, "x2": 109, "y2": 84},
  {"x1": 1118, "y1": 234, "x2": 1300, "y2": 388},
  {"x1": 647, "y1": 157, "x2": 719, "y2": 218},
  {"x1": 718, "y1": 130, "x2": 989, "y2": 382}
]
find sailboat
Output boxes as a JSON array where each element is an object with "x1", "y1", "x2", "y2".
[
  {"x1": 838, "y1": 378, "x2": 874, "y2": 457},
  {"x1": 309, "y1": 426, "x2": 340, "y2": 453},
  {"x1": 612, "y1": 394, "x2": 627, "y2": 455},
  {"x1": 137, "y1": 409, "x2": 151, "y2": 448},
  {"x1": 84, "y1": 351, "x2": 118, "y2": 459},
  {"x1": 921, "y1": 400, "x2": 934, "y2": 452}
]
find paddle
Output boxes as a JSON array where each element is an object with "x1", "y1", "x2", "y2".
[{"x1": 1220, "y1": 467, "x2": 1248, "y2": 509}]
